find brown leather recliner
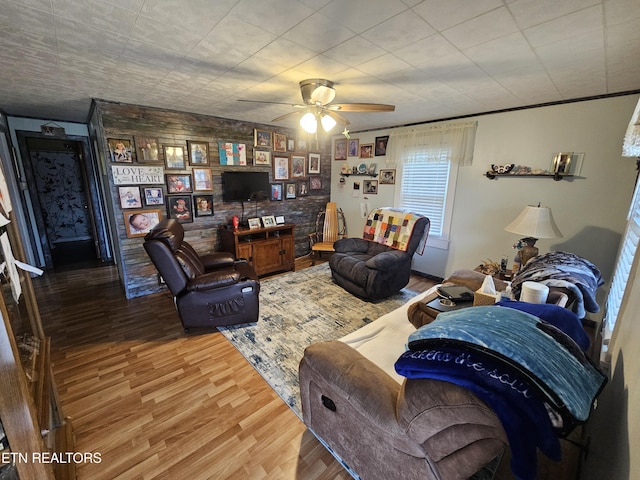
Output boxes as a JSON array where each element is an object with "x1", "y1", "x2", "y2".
[{"x1": 143, "y1": 219, "x2": 260, "y2": 331}]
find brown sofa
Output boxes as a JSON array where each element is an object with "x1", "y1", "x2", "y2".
[
  {"x1": 143, "y1": 219, "x2": 260, "y2": 331},
  {"x1": 299, "y1": 340, "x2": 507, "y2": 480}
]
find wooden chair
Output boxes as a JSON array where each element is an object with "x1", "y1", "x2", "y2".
[{"x1": 309, "y1": 202, "x2": 347, "y2": 265}]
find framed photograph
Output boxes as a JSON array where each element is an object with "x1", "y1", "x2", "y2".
[
  {"x1": 334, "y1": 138, "x2": 347, "y2": 160},
  {"x1": 271, "y1": 183, "x2": 283, "y2": 201},
  {"x1": 298, "y1": 180, "x2": 309, "y2": 196},
  {"x1": 118, "y1": 186, "x2": 142, "y2": 209},
  {"x1": 348, "y1": 138, "x2": 359, "y2": 157},
  {"x1": 291, "y1": 155, "x2": 306, "y2": 178},
  {"x1": 194, "y1": 194, "x2": 214, "y2": 217},
  {"x1": 368, "y1": 163, "x2": 378, "y2": 175},
  {"x1": 364, "y1": 179, "x2": 378, "y2": 194},
  {"x1": 192, "y1": 168, "x2": 212, "y2": 191},
  {"x1": 248, "y1": 217, "x2": 261, "y2": 230},
  {"x1": 552, "y1": 152, "x2": 572, "y2": 175},
  {"x1": 254, "y1": 129, "x2": 272, "y2": 147},
  {"x1": 167, "y1": 195, "x2": 193, "y2": 223},
  {"x1": 143, "y1": 186, "x2": 165, "y2": 206},
  {"x1": 275, "y1": 215, "x2": 285, "y2": 225},
  {"x1": 375, "y1": 136, "x2": 389, "y2": 156},
  {"x1": 108, "y1": 138, "x2": 133, "y2": 163},
  {"x1": 273, "y1": 133, "x2": 287, "y2": 152},
  {"x1": 253, "y1": 148, "x2": 271, "y2": 166},
  {"x1": 134, "y1": 136, "x2": 160, "y2": 163},
  {"x1": 187, "y1": 141, "x2": 209, "y2": 165},
  {"x1": 297, "y1": 133, "x2": 308, "y2": 152},
  {"x1": 166, "y1": 174, "x2": 192, "y2": 194},
  {"x1": 287, "y1": 138, "x2": 295, "y2": 152},
  {"x1": 261, "y1": 215, "x2": 276, "y2": 228},
  {"x1": 273, "y1": 155, "x2": 289, "y2": 180},
  {"x1": 309, "y1": 176, "x2": 322, "y2": 190},
  {"x1": 285, "y1": 182, "x2": 296, "y2": 199},
  {"x1": 124, "y1": 209, "x2": 162, "y2": 238},
  {"x1": 164, "y1": 145, "x2": 186, "y2": 169},
  {"x1": 308, "y1": 152, "x2": 321, "y2": 174},
  {"x1": 360, "y1": 143, "x2": 373, "y2": 158},
  {"x1": 379, "y1": 169, "x2": 396, "y2": 185}
]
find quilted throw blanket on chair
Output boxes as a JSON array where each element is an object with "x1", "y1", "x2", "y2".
[
  {"x1": 511, "y1": 251, "x2": 604, "y2": 318},
  {"x1": 395, "y1": 305, "x2": 607, "y2": 480},
  {"x1": 362, "y1": 208, "x2": 422, "y2": 251}
]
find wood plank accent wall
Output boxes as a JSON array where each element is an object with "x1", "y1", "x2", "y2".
[{"x1": 88, "y1": 100, "x2": 331, "y2": 299}]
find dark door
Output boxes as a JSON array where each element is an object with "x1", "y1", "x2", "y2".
[{"x1": 22, "y1": 137, "x2": 100, "y2": 269}]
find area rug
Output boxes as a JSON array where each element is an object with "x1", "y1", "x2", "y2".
[
  {"x1": 219, "y1": 263, "x2": 501, "y2": 480},
  {"x1": 218, "y1": 262, "x2": 417, "y2": 417}
]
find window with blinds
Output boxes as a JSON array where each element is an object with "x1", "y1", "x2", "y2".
[
  {"x1": 398, "y1": 150, "x2": 451, "y2": 238},
  {"x1": 602, "y1": 178, "x2": 640, "y2": 359}
]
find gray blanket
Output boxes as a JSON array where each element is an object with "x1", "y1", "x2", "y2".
[{"x1": 511, "y1": 251, "x2": 604, "y2": 318}]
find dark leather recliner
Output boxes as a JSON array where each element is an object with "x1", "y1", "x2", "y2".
[
  {"x1": 329, "y1": 208, "x2": 430, "y2": 301},
  {"x1": 143, "y1": 219, "x2": 260, "y2": 331}
]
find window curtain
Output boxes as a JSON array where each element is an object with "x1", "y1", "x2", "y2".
[{"x1": 385, "y1": 120, "x2": 477, "y2": 167}]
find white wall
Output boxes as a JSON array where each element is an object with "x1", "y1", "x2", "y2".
[{"x1": 331, "y1": 95, "x2": 638, "y2": 290}]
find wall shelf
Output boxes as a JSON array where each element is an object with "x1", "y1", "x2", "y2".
[
  {"x1": 340, "y1": 173, "x2": 378, "y2": 178},
  {"x1": 485, "y1": 172, "x2": 573, "y2": 181}
]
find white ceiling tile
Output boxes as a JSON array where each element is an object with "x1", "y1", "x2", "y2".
[
  {"x1": 605, "y1": 0, "x2": 640, "y2": 26},
  {"x1": 283, "y1": 12, "x2": 356, "y2": 52},
  {"x1": 361, "y1": 10, "x2": 436, "y2": 51},
  {"x1": 323, "y1": 36, "x2": 386, "y2": 66},
  {"x1": 140, "y1": 0, "x2": 236, "y2": 35},
  {"x1": 230, "y1": 0, "x2": 315, "y2": 36},
  {"x1": 464, "y1": 32, "x2": 539, "y2": 76},
  {"x1": 356, "y1": 54, "x2": 414, "y2": 80},
  {"x1": 318, "y1": 0, "x2": 408, "y2": 33},
  {"x1": 394, "y1": 34, "x2": 463, "y2": 70},
  {"x1": 52, "y1": 0, "x2": 138, "y2": 35},
  {"x1": 508, "y1": 0, "x2": 601, "y2": 29},
  {"x1": 412, "y1": 0, "x2": 503, "y2": 31},
  {"x1": 523, "y1": 5, "x2": 603, "y2": 48},
  {"x1": 442, "y1": 7, "x2": 520, "y2": 50},
  {"x1": 130, "y1": 14, "x2": 203, "y2": 53}
]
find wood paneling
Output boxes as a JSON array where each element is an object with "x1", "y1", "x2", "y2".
[{"x1": 89, "y1": 100, "x2": 332, "y2": 298}]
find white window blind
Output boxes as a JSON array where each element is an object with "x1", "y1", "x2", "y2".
[
  {"x1": 399, "y1": 150, "x2": 450, "y2": 237},
  {"x1": 602, "y1": 177, "x2": 640, "y2": 359}
]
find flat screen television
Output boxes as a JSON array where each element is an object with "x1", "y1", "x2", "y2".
[{"x1": 222, "y1": 171, "x2": 270, "y2": 202}]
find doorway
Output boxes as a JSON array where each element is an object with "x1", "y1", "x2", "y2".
[{"x1": 18, "y1": 135, "x2": 104, "y2": 270}]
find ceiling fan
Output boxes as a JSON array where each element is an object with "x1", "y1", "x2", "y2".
[{"x1": 238, "y1": 78, "x2": 395, "y2": 134}]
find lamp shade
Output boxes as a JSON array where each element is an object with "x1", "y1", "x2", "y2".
[
  {"x1": 300, "y1": 112, "x2": 317, "y2": 134},
  {"x1": 622, "y1": 97, "x2": 640, "y2": 157},
  {"x1": 320, "y1": 113, "x2": 337, "y2": 132},
  {"x1": 505, "y1": 205, "x2": 562, "y2": 239}
]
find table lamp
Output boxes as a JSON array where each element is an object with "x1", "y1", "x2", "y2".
[{"x1": 505, "y1": 204, "x2": 562, "y2": 268}]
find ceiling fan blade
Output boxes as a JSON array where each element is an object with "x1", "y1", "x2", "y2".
[
  {"x1": 322, "y1": 109, "x2": 350, "y2": 126},
  {"x1": 328, "y1": 103, "x2": 395, "y2": 112},
  {"x1": 271, "y1": 111, "x2": 303, "y2": 122},
  {"x1": 238, "y1": 99, "x2": 306, "y2": 108}
]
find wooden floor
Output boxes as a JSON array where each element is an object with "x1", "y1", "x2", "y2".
[{"x1": 31, "y1": 256, "x2": 436, "y2": 480}]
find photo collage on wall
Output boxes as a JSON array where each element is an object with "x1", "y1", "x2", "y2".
[
  {"x1": 110, "y1": 129, "x2": 324, "y2": 237},
  {"x1": 252, "y1": 129, "x2": 322, "y2": 201},
  {"x1": 109, "y1": 136, "x2": 215, "y2": 237}
]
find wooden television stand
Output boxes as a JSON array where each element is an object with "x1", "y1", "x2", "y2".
[{"x1": 219, "y1": 224, "x2": 295, "y2": 277}]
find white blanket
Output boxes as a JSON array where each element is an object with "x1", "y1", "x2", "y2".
[{"x1": 340, "y1": 287, "x2": 435, "y2": 383}]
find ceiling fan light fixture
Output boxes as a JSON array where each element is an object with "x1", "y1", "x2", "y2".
[
  {"x1": 300, "y1": 79, "x2": 335, "y2": 105},
  {"x1": 300, "y1": 111, "x2": 317, "y2": 133},
  {"x1": 321, "y1": 113, "x2": 337, "y2": 132}
]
